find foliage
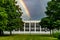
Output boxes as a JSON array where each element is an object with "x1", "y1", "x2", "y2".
[
  {"x1": 53, "y1": 20, "x2": 60, "y2": 30},
  {"x1": 52, "y1": 31, "x2": 60, "y2": 40},
  {"x1": 0, "y1": 5, "x2": 8, "y2": 35},
  {"x1": 53, "y1": 32, "x2": 60, "y2": 38},
  {"x1": 40, "y1": 0, "x2": 60, "y2": 35},
  {"x1": 0, "y1": 7, "x2": 8, "y2": 30},
  {"x1": 0, "y1": 0, "x2": 23, "y2": 35},
  {"x1": 58, "y1": 34, "x2": 60, "y2": 40},
  {"x1": 40, "y1": 17, "x2": 55, "y2": 30}
]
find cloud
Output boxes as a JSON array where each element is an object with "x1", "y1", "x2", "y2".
[{"x1": 17, "y1": 0, "x2": 50, "y2": 20}]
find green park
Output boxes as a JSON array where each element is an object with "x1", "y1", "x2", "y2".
[{"x1": 0, "y1": 0, "x2": 60, "y2": 40}]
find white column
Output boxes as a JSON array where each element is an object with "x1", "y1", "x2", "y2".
[
  {"x1": 29, "y1": 22, "x2": 31, "y2": 32},
  {"x1": 24, "y1": 23, "x2": 25, "y2": 32},
  {"x1": 40, "y1": 26, "x2": 41, "y2": 32},
  {"x1": 35, "y1": 22, "x2": 36, "y2": 32}
]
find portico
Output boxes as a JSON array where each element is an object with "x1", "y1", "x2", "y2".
[{"x1": 23, "y1": 20, "x2": 41, "y2": 32}]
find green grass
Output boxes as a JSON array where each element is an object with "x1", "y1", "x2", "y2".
[{"x1": 0, "y1": 34, "x2": 58, "y2": 40}]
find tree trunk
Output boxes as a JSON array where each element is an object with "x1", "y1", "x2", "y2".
[
  {"x1": 50, "y1": 30, "x2": 51, "y2": 35},
  {"x1": 10, "y1": 31, "x2": 12, "y2": 35},
  {"x1": 50, "y1": 29, "x2": 53, "y2": 36},
  {"x1": 50, "y1": 29, "x2": 52, "y2": 35},
  {"x1": 0, "y1": 30, "x2": 4, "y2": 36}
]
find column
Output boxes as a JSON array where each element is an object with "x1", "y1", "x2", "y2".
[
  {"x1": 35, "y1": 22, "x2": 36, "y2": 32},
  {"x1": 24, "y1": 23, "x2": 25, "y2": 32},
  {"x1": 40, "y1": 26, "x2": 41, "y2": 32},
  {"x1": 29, "y1": 22, "x2": 31, "y2": 32}
]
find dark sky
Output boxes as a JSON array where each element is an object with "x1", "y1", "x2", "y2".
[{"x1": 19, "y1": 0, "x2": 50, "y2": 20}]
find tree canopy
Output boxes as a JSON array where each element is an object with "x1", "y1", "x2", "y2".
[
  {"x1": 0, "y1": 0, "x2": 23, "y2": 35},
  {"x1": 40, "y1": 0, "x2": 60, "y2": 34}
]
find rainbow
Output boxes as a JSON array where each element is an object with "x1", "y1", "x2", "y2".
[{"x1": 20, "y1": 0, "x2": 30, "y2": 18}]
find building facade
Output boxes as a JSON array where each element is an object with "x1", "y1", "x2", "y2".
[
  {"x1": 4, "y1": 20, "x2": 50, "y2": 34},
  {"x1": 23, "y1": 20, "x2": 41, "y2": 32}
]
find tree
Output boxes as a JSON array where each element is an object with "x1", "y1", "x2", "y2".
[
  {"x1": 53, "y1": 20, "x2": 60, "y2": 30},
  {"x1": 40, "y1": 17, "x2": 54, "y2": 35},
  {"x1": 40, "y1": 0, "x2": 60, "y2": 35},
  {"x1": 0, "y1": 7, "x2": 8, "y2": 35},
  {"x1": 6, "y1": 0, "x2": 23, "y2": 35},
  {"x1": 0, "y1": 0, "x2": 23, "y2": 35}
]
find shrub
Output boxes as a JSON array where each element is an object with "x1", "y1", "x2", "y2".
[
  {"x1": 58, "y1": 34, "x2": 60, "y2": 40},
  {"x1": 53, "y1": 32, "x2": 60, "y2": 38}
]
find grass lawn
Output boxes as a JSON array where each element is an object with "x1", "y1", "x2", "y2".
[{"x1": 0, "y1": 34, "x2": 58, "y2": 40}]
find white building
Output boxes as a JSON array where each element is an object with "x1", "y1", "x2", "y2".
[{"x1": 4, "y1": 20, "x2": 50, "y2": 34}]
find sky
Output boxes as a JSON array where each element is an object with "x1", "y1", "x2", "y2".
[{"x1": 17, "y1": 0, "x2": 50, "y2": 20}]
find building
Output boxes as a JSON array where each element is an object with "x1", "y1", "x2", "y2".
[
  {"x1": 22, "y1": 20, "x2": 41, "y2": 32},
  {"x1": 4, "y1": 20, "x2": 50, "y2": 34}
]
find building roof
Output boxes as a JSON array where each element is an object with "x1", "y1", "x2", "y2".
[{"x1": 23, "y1": 20, "x2": 40, "y2": 23}]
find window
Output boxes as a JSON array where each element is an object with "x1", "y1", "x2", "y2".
[
  {"x1": 31, "y1": 23, "x2": 35, "y2": 28},
  {"x1": 31, "y1": 28, "x2": 35, "y2": 31},
  {"x1": 20, "y1": 27, "x2": 24, "y2": 31},
  {"x1": 25, "y1": 28, "x2": 29, "y2": 31},
  {"x1": 36, "y1": 28, "x2": 40, "y2": 31},
  {"x1": 25, "y1": 23, "x2": 29, "y2": 31},
  {"x1": 25, "y1": 23, "x2": 29, "y2": 28},
  {"x1": 36, "y1": 23, "x2": 40, "y2": 27},
  {"x1": 41, "y1": 27, "x2": 49, "y2": 32},
  {"x1": 31, "y1": 23, "x2": 35, "y2": 31}
]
